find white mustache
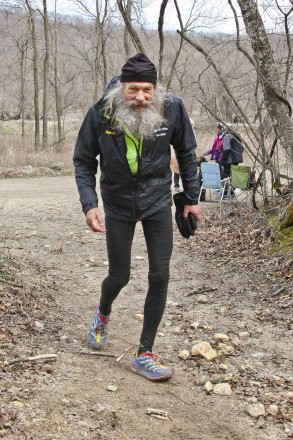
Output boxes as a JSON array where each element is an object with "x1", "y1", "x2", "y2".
[{"x1": 127, "y1": 99, "x2": 152, "y2": 108}]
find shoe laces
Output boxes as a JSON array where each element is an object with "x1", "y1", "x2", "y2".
[
  {"x1": 140, "y1": 352, "x2": 165, "y2": 367},
  {"x1": 95, "y1": 313, "x2": 109, "y2": 335}
]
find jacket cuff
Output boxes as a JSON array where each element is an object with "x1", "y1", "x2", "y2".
[
  {"x1": 183, "y1": 193, "x2": 198, "y2": 206},
  {"x1": 83, "y1": 202, "x2": 98, "y2": 215}
]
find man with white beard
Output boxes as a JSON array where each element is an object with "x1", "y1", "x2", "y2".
[{"x1": 73, "y1": 53, "x2": 200, "y2": 381}]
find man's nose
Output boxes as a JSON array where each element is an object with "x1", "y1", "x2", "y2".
[{"x1": 136, "y1": 90, "x2": 145, "y2": 102}]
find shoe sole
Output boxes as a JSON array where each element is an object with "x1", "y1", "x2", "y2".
[
  {"x1": 131, "y1": 365, "x2": 172, "y2": 381},
  {"x1": 90, "y1": 343, "x2": 105, "y2": 349}
]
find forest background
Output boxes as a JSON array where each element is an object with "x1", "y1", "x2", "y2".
[{"x1": 0, "y1": 0, "x2": 293, "y2": 211}]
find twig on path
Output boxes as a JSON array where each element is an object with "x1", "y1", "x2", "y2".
[
  {"x1": 116, "y1": 353, "x2": 125, "y2": 362},
  {"x1": 271, "y1": 286, "x2": 286, "y2": 296},
  {"x1": 5, "y1": 353, "x2": 58, "y2": 366},
  {"x1": 146, "y1": 408, "x2": 170, "y2": 420},
  {"x1": 19, "y1": 301, "x2": 32, "y2": 321},
  {"x1": 116, "y1": 345, "x2": 133, "y2": 362},
  {"x1": 78, "y1": 350, "x2": 116, "y2": 358},
  {"x1": 168, "y1": 390, "x2": 195, "y2": 406},
  {"x1": 185, "y1": 286, "x2": 218, "y2": 297},
  {"x1": 0, "y1": 277, "x2": 22, "y2": 288}
]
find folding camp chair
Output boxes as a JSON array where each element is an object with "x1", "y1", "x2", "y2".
[
  {"x1": 228, "y1": 165, "x2": 252, "y2": 204},
  {"x1": 199, "y1": 162, "x2": 230, "y2": 204}
]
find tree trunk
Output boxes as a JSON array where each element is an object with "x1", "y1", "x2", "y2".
[
  {"x1": 51, "y1": 1, "x2": 62, "y2": 143},
  {"x1": 93, "y1": 19, "x2": 99, "y2": 102},
  {"x1": 166, "y1": 36, "x2": 183, "y2": 91},
  {"x1": 20, "y1": 46, "x2": 26, "y2": 141},
  {"x1": 42, "y1": 0, "x2": 49, "y2": 148},
  {"x1": 96, "y1": 0, "x2": 108, "y2": 90},
  {"x1": 237, "y1": 0, "x2": 293, "y2": 161},
  {"x1": 123, "y1": 0, "x2": 132, "y2": 59},
  {"x1": 117, "y1": 0, "x2": 145, "y2": 54},
  {"x1": 158, "y1": 0, "x2": 168, "y2": 82},
  {"x1": 26, "y1": 0, "x2": 40, "y2": 149}
]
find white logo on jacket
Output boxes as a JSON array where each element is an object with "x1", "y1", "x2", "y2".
[{"x1": 155, "y1": 127, "x2": 168, "y2": 137}]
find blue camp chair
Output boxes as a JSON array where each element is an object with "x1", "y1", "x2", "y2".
[{"x1": 199, "y1": 162, "x2": 230, "y2": 204}]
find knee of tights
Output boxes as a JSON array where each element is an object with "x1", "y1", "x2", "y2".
[
  {"x1": 148, "y1": 271, "x2": 169, "y2": 290},
  {"x1": 108, "y1": 274, "x2": 130, "y2": 290}
]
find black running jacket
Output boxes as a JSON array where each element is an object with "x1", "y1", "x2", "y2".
[{"x1": 73, "y1": 93, "x2": 199, "y2": 221}]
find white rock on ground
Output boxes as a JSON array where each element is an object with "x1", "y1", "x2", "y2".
[
  {"x1": 246, "y1": 403, "x2": 266, "y2": 417},
  {"x1": 213, "y1": 383, "x2": 232, "y2": 396},
  {"x1": 191, "y1": 341, "x2": 218, "y2": 361},
  {"x1": 219, "y1": 363, "x2": 229, "y2": 370},
  {"x1": 239, "y1": 331, "x2": 251, "y2": 338},
  {"x1": 135, "y1": 314, "x2": 144, "y2": 321},
  {"x1": 197, "y1": 295, "x2": 209, "y2": 303},
  {"x1": 107, "y1": 385, "x2": 118, "y2": 392},
  {"x1": 218, "y1": 343, "x2": 235, "y2": 353},
  {"x1": 268, "y1": 404, "x2": 279, "y2": 416},
  {"x1": 179, "y1": 349, "x2": 190, "y2": 360},
  {"x1": 204, "y1": 381, "x2": 213, "y2": 392},
  {"x1": 213, "y1": 333, "x2": 230, "y2": 341}
]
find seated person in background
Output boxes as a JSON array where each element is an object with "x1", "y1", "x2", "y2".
[{"x1": 203, "y1": 123, "x2": 225, "y2": 164}]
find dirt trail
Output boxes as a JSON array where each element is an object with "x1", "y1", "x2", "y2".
[{"x1": 0, "y1": 176, "x2": 292, "y2": 440}]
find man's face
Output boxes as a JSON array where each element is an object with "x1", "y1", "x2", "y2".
[{"x1": 123, "y1": 82, "x2": 155, "y2": 110}]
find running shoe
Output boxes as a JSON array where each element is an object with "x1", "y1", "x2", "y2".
[
  {"x1": 131, "y1": 351, "x2": 172, "y2": 381},
  {"x1": 89, "y1": 306, "x2": 110, "y2": 349}
]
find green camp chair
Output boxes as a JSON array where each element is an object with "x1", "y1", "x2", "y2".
[{"x1": 228, "y1": 165, "x2": 252, "y2": 203}]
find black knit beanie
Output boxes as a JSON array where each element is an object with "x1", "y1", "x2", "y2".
[{"x1": 120, "y1": 53, "x2": 157, "y2": 84}]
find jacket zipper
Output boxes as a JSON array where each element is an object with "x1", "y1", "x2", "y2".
[{"x1": 124, "y1": 132, "x2": 141, "y2": 220}]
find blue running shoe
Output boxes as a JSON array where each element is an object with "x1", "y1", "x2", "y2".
[
  {"x1": 131, "y1": 351, "x2": 172, "y2": 381},
  {"x1": 89, "y1": 306, "x2": 110, "y2": 349}
]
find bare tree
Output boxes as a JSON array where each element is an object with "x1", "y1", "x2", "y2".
[
  {"x1": 274, "y1": 1, "x2": 293, "y2": 99},
  {"x1": 96, "y1": 0, "x2": 108, "y2": 91},
  {"x1": 2, "y1": 8, "x2": 29, "y2": 138},
  {"x1": 237, "y1": 0, "x2": 293, "y2": 161},
  {"x1": 41, "y1": 0, "x2": 49, "y2": 147},
  {"x1": 158, "y1": 0, "x2": 168, "y2": 82},
  {"x1": 49, "y1": 0, "x2": 62, "y2": 144},
  {"x1": 25, "y1": 0, "x2": 40, "y2": 148},
  {"x1": 72, "y1": 0, "x2": 109, "y2": 100},
  {"x1": 117, "y1": 0, "x2": 145, "y2": 53},
  {"x1": 173, "y1": 0, "x2": 293, "y2": 194},
  {"x1": 123, "y1": 0, "x2": 132, "y2": 59}
]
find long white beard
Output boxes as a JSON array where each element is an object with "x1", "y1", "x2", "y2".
[{"x1": 104, "y1": 83, "x2": 167, "y2": 139}]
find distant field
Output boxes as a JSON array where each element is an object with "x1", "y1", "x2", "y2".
[
  {"x1": 0, "y1": 114, "x2": 81, "y2": 168},
  {"x1": 0, "y1": 114, "x2": 291, "y2": 186}
]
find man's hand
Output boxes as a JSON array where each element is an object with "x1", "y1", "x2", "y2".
[
  {"x1": 86, "y1": 207, "x2": 106, "y2": 233},
  {"x1": 183, "y1": 204, "x2": 201, "y2": 221}
]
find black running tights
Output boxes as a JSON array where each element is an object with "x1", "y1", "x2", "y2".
[{"x1": 99, "y1": 205, "x2": 173, "y2": 349}]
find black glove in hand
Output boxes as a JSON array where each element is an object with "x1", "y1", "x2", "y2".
[{"x1": 173, "y1": 192, "x2": 197, "y2": 239}]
